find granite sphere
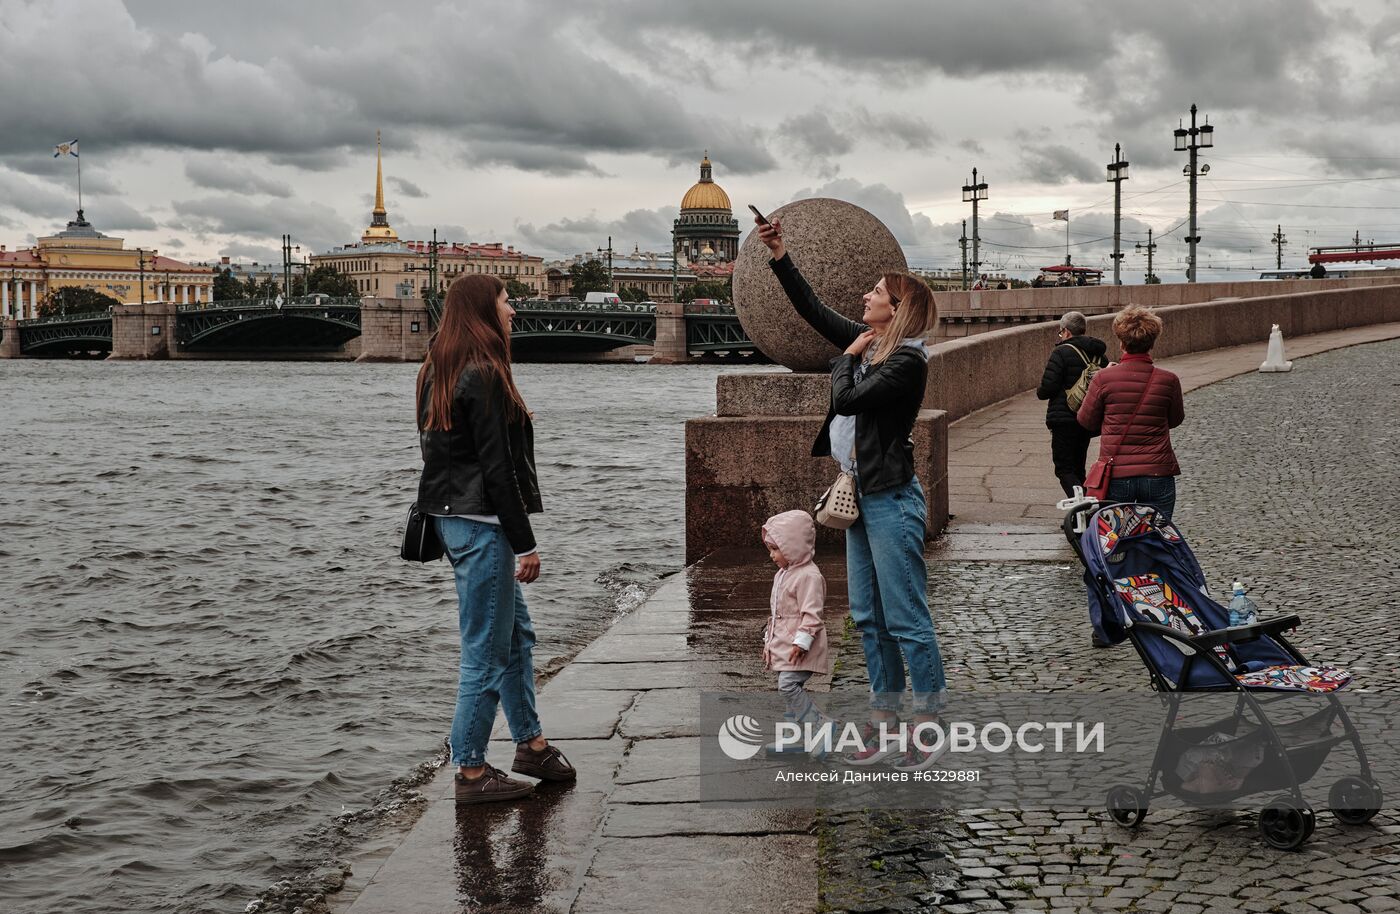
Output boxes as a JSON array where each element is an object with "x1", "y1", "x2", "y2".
[{"x1": 732, "y1": 198, "x2": 908, "y2": 371}]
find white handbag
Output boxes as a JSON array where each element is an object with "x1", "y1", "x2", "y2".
[{"x1": 814, "y1": 446, "x2": 859, "y2": 529}]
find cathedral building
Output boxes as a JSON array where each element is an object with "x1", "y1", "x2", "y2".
[{"x1": 673, "y1": 154, "x2": 739, "y2": 264}]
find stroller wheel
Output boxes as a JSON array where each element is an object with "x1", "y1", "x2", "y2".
[
  {"x1": 1329, "y1": 776, "x2": 1382, "y2": 825},
  {"x1": 1105, "y1": 785, "x2": 1147, "y2": 828},
  {"x1": 1258, "y1": 797, "x2": 1313, "y2": 850}
]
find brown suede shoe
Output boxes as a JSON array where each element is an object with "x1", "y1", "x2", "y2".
[
  {"x1": 454, "y1": 766, "x2": 534, "y2": 805},
  {"x1": 512, "y1": 741, "x2": 577, "y2": 782}
]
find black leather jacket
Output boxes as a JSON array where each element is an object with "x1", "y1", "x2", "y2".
[
  {"x1": 1036, "y1": 334, "x2": 1107, "y2": 429},
  {"x1": 770, "y1": 254, "x2": 929, "y2": 496},
  {"x1": 416, "y1": 366, "x2": 542, "y2": 555}
]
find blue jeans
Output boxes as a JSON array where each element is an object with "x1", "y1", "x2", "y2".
[
  {"x1": 846, "y1": 476, "x2": 947, "y2": 714},
  {"x1": 1107, "y1": 475, "x2": 1177, "y2": 522},
  {"x1": 435, "y1": 516, "x2": 541, "y2": 768}
]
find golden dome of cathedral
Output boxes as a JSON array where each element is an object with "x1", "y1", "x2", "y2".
[{"x1": 680, "y1": 154, "x2": 732, "y2": 212}]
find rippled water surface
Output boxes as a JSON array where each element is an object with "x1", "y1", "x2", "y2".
[{"x1": 0, "y1": 359, "x2": 765, "y2": 914}]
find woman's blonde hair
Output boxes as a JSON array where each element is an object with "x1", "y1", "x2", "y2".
[
  {"x1": 1112, "y1": 304, "x2": 1164, "y2": 354},
  {"x1": 870, "y1": 272, "x2": 937, "y2": 364}
]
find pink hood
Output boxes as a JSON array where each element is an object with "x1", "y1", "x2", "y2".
[{"x1": 762, "y1": 510, "x2": 816, "y2": 568}]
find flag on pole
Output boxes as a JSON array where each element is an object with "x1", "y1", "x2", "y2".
[
  {"x1": 1052, "y1": 209, "x2": 1069, "y2": 221},
  {"x1": 54, "y1": 140, "x2": 79, "y2": 158}
]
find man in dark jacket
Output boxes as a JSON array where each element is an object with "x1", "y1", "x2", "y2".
[{"x1": 1037, "y1": 311, "x2": 1107, "y2": 497}]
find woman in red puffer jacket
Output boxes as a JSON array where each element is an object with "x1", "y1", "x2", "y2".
[{"x1": 1076, "y1": 305, "x2": 1185, "y2": 520}]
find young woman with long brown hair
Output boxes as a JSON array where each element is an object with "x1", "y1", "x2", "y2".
[
  {"x1": 416, "y1": 273, "x2": 575, "y2": 804},
  {"x1": 756, "y1": 216, "x2": 950, "y2": 771}
]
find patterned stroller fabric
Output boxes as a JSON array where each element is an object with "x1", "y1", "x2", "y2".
[{"x1": 1081, "y1": 505, "x2": 1352, "y2": 692}]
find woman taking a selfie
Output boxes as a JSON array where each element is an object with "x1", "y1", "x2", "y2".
[
  {"x1": 416, "y1": 274, "x2": 575, "y2": 804},
  {"x1": 755, "y1": 215, "x2": 949, "y2": 771}
]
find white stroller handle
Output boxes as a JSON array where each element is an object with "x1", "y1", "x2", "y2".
[{"x1": 1056, "y1": 486, "x2": 1100, "y2": 534}]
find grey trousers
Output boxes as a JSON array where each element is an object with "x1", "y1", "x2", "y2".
[{"x1": 778, "y1": 670, "x2": 816, "y2": 720}]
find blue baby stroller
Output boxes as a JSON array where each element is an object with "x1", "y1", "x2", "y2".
[{"x1": 1061, "y1": 499, "x2": 1381, "y2": 849}]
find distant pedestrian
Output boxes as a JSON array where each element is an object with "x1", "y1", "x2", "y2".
[
  {"x1": 416, "y1": 273, "x2": 576, "y2": 805},
  {"x1": 1310, "y1": 262, "x2": 1327, "y2": 279},
  {"x1": 1036, "y1": 311, "x2": 1107, "y2": 498},
  {"x1": 972, "y1": 274, "x2": 988, "y2": 290},
  {"x1": 755, "y1": 214, "x2": 950, "y2": 771},
  {"x1": 1077, "y1": 305, "x2": 1185, "y2": 521},
  {"x1": 996, "y1": 280, "x2": 1009, "y2": 290},
  {"x1": 761, "y1": 510, "x2": 833, "y2": 755},
  {"x1": 1058, "y1": 273, "x2": 1073, "y2": 287}
]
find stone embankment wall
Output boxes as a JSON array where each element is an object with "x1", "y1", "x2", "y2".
[{"x1": 686, "y1": 282, "x2": 1400, "y2": 561}]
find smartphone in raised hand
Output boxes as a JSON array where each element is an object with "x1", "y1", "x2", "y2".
[{"x1": 747, "y1": 204, "x2": 771, "y2": 226}]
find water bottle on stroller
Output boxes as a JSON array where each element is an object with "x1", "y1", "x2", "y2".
[{"x1": 1228, "y1": 581, "x2": 1258, "y2": 627}]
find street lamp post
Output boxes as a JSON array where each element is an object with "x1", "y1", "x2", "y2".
[
  {"x1": 671, "y1": 229, "x2": 679, "y2": 302},
  {"x1": 1106, "y1": 143, "x2": 1130, "y2": 286},
  {"x1": 959, "y1": 220, "x2": 969, "y2": 290},
  {"x1": 961, "y1": 169, "x2": 989, "y2": 280},
  {"x1": 1136, "y1": 228, "x2": 1158, "y2": 284},
  {"x1": 1272, "y1": 225, "x2": 1287, "y2": 270},
  {"x1": 137, "y1": 248, "x2": 149, "y2": 305},
  {"x1": 597, "y1": 235, "x2": 614, "y2": 291},
  {"x1": 1173, "y1": 104, "x2": 1215, "y2": 283}
]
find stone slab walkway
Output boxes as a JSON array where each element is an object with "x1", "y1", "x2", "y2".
[{"x1": 933, "y1": 321, "x2": 1400, "y2": 565}]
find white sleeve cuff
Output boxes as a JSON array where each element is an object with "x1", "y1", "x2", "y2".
[
  {"x1": 792, "y1": 631, "x2": 814, "y2": 651},
  {"x1": 515, "y1": 547, "x2": 538, "y2": 559}
]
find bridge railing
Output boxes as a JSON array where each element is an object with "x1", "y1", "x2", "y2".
[
  {"x1": 17, "y1": 310, "x2": 113, "y2": 327},
  {"x1": 177, "y1": 295, "x2": 361, "y2": 313},
  {"x1": 514, "y1": 299, "x2": 658, "y2": 314}
]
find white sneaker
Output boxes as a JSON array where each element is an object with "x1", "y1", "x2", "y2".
[
  {"x1": 890, "y1": 742, "x2": 950, "y2": 772},
  {"x1": 841, "y1": 721, "x2": 907, "y2": 766}
]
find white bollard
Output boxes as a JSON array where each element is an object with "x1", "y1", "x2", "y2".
[{"x1": 1259, "y1": 323, "x2": 1293, "y2": 372}]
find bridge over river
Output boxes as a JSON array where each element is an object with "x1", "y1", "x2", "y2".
[{"x1": 0, "y1": 296, "x2": 757, "y2": 362}]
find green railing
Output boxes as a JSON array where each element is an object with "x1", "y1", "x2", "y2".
[
  {"x1": 17, "y1": 310, "x2": 113, "y2": 327},
  {"x1": 178, "y1": 295, "x2": 361, "y2": 313}
]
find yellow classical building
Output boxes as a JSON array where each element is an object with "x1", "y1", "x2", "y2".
[
  {"x1": 311, "y1": 133, "x2": 545, "y2": 298},
  {"x1": 1, "y1": 210, "x2": 212, "y2": 318}
]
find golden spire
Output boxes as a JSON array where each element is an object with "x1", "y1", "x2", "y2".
[
  {"x1": 374, "y1": 130, "x2": 386, "y2": 215},
  {"x1": 362, "y1": 130, "x2": 399, "y2": 243}
]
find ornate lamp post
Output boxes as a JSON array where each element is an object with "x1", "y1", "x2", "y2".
[
  {"x1": 1136, "y1": 228, "x2": 1158, "y2": 284},
  {"x1": 961, "y1": 169, "x2": 989, "y2": 281},
  {"x1": 1106, "y1": 144, "x2": 1130, "y2": 285},
  {"x1": 1174, "y1": 104, "x2": 1215, "y2": 282}
]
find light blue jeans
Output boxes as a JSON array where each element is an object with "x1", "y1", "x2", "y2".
[
  {"x1": 435, "y1": 516, "x2": 541, "y2": 768},
  {"x1": 846, "y1": 476, "x2": 947, "y2": 714}
]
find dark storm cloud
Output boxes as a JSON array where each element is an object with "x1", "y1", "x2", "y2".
[
  {"x1": 1019, "y1": 144, "x2": 1101, "y2": 185},
  {"x1": 0, "y1": 155, "x2": 123, "y2": 194},
  {"x1": 170, "y1": 195, "x2": 354, "y2": 253},
  {"x1": 787, "y1": 178, "x2": 937, "y2": 247},
  {"x1": 388, "y1": 176, "x2": 426, "y2": 199},
  {"x1": 218, "y1": 242, "x2": 282, "y2": 263},
  {"x1": 184, "y1": 160, "x2": 293, "y2": 197},
  {"x1": 0, "y1": 0, "x2": 776, "y2": 177},
  {"x1": 600, "y1": 0, "x2": 1352, "y2": 133},
  {"x1": 0, "y1": 172, "x2": 75, "y2": 219},
  {"x1": 515, "y1": 206, "x2": 680, "y2": 260},
  {"x1": 780, "y1": 112, "x2": 856, "y2": 160},
  {"x1": 1277, "y1": 131, "x2": 1400, "y2": 177},
  {"x1": 88, "y1": 198, "x2": 158, "y2": 231},
  {"x1": 780, "y1": 108, "x2": 938, "y2": 177}
]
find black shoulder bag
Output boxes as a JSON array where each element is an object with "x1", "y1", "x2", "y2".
[{"x1": 400, "y1": 503, "x2": 445, "y2": 562}]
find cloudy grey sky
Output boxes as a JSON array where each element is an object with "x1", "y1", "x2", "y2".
[{"x1": 3, "y1": 0, "x2": 1400, "y2": 280}]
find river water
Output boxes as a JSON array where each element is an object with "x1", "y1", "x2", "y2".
[{"x1": 0, "y1": 359, "x2": 768, "y2": 914}]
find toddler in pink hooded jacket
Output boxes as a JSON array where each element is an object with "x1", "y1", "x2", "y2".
[{"x1": 762, "y1": 510, "x2": 832, "y2": 727}]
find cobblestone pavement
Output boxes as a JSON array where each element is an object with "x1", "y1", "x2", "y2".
[{"x1": 819, "y1": 339, "x2": 1400, "y2": 913}]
